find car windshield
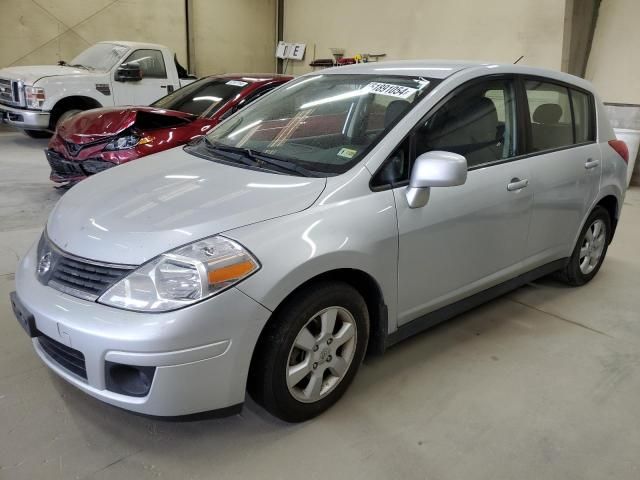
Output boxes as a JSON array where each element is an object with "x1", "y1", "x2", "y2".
[
  {"x1": 151, "y1": 77, "x2": 248, "y2": 116},
  {"x1": 70, "y1": 43, "x2": 129, "y2": 71},
  {"x1": 196, "y1": 74, "x2": 436, "y2": 175}
]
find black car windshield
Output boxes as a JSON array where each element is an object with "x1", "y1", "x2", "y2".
[
  {"x1": 197, "y1": 74, "x2": 436, "y2": 175},
  {"x1": 151, "y1": 77, "x2": 248, "y2": 116},
  {"x1": 70, "y1": 43, "x2": 128, "y2": 71}
]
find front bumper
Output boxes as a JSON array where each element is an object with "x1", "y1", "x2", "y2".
[
  {"x1": 0, "y1": 103, "x2": 50, "y2": 130},
  {"x1": 14, "y1": 241, "x2": 272, "y2": 416}
]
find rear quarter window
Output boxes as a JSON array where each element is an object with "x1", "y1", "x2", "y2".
[{"x1": 571, "y1": 89, "x2": 596, "y2": 143}]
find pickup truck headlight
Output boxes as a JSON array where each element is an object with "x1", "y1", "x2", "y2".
[
  {"x1": 24, "y1": 86, "x2": 46, "y2": 109},
  {"x1": 98, "y1": 236, "x2": 259, "y2": 312}
]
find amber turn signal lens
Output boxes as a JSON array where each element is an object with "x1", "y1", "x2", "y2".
[{"x1": 208, "y1": 260, "x2": 256, "y2": 284}]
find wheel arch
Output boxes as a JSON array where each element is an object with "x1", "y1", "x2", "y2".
[
  {"x1": 595, "y1": 194, "x2": 619, "y2": 241},
  {"x1": 49, "y1": 96, "x2": 102, "y2": 129},
  {"x1": 250, "y1": 268, "x2": 389, "y2": 369}
]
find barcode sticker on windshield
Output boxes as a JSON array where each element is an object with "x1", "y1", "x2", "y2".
[
  {"x1": 337, "y1": 148, "x2": 357, "y2": 159},
  {"x1": 226, "y1": 80, "x2": 248, "y2": 87},
  {"x1": 366, "y1": 82, "x2": 417, "y2": 99}
]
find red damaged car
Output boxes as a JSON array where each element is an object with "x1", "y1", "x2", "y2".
[{"x1": 46, "y1": 74, "x2": 293, "y2": 185}]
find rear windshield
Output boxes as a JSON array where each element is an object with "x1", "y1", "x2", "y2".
[
  {"x1": 151, "y1": 77, "x2": 248, "y2": 117},
  {"x1": 197, "y1": 74, "x2": 436, "y2": 175}
]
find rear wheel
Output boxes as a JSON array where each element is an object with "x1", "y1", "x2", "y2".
[
  {"x1": 24, "y1": 129, "x2": 51, "y2": 139},
  {"x1": 249, "y1": 282, "x2": 369, "y2": 422},
  {"x1": 560, "y1": 206, "x2": 611, "y2": 286}
]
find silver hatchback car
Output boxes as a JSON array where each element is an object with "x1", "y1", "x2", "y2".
[{"x1": 11, "y1": 61, "x2": 628, "y2": 422}]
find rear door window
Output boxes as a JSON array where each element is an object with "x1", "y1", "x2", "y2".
[{"x1": 524, "y1": 80, "x2": 573, "y2": 152}]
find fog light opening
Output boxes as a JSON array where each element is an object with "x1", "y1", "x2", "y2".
[{"x1": 105, "y1": 362, "x2": 156, "y2": 397}]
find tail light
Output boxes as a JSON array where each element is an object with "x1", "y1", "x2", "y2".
[{"x1": 608, "y1": 139, "x2": 629, "y2": 164}]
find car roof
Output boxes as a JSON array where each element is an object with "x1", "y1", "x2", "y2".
[
  {"x1": 199, "y1": 73, "x2": 294, "y2": 85},
  {"x1": 99, "y1": 40, "x2": 168, "y2": 51},
  {"x1": 318, "y1": 60, "x2": 594, "y2": 90},
  {"x1": 202, "y1": 74, "x2": 294, "y2": 85},
  {"x1": 319, "y1": 60, "x2": 484, "y2": 79}
]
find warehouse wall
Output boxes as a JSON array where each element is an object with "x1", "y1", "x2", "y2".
[
  {"x1": 0, "y1": 0, "x2": 188, "y2": 68},
  {"x1": 283, "y1": 0, "x2": 568, "y2": 75},
  {"x1": 190, "y1": 0, "x2": 277, "y2": 75},
  {"x1": 586, "y1": 0, "x2": 638, "y2": 103}
]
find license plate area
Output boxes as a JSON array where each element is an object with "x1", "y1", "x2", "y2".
[{"x1": 10, "y1": 291, "x2": 39, "y2": 338}]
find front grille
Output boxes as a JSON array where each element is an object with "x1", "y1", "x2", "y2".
[
  {"x1": 0, "y1": 77, "x2": 21, "y2": 106},
  {"x1": 46, "y1": 150, "x2": 115, "y2": 179},
  {"x1": 82, "y1": 159, "x2": 115, "y2": 174},
  {"x1": 37, "y1": 234, "x2": 135, "y2": 301},
  {"x1": 38, "y1": 335, "x2": 87, "y2": 379},
  {"x1": 46, "y1": 149, "x2": 85, "y2": 178},
  {"x1": 49, "y1": 255, "x2": 133, "y2": 300}
]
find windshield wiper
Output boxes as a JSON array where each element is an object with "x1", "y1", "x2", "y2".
[
  {"x1": 250, "y1": 149, "x2": 319, "y2": 178},
  {"x1": 203, "y1": 139, "x2": 318, "y2": 177},
  {"x1": 68, "y1": 63, "x2": 91, "y2": 70},
  {"x1": 203, "y1": 138, "x2": 255, "y2": 166}
]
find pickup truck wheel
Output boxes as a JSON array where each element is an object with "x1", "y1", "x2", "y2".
[
  {"x1": 54, "y1": 109, "x2": 82, "y2": 131},
  {"x1": 560, "y1": 206, "x2": 611, "y2": 286},
  {"x1": 24, "y1": 130, "x2": 52, "y2": 139},
  {"x1": 249, "y1": 282, "x2": 369, "y2": 422}
]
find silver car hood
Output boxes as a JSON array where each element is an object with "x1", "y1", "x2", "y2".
[{"x1": 47, "y1": 148, "x2": 326, "y2": 265}]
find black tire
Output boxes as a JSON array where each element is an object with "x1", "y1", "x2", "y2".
[
  {"x1": 24, "y1": 129, "x2": 52, "y2": 139},
  {"x1": 559, "y1": 206, "x2": 611, "y2": 286},
  {"x1": 54, "y1": 109, "x2": 82, "y2": 131},
  {"x1": 249, "y1": 282, "x2": 369, "y2": 422}
]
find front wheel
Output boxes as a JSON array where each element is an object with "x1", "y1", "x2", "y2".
[
  {"x1": 54, "y1": 109, "x2": 82, "y2": 131},
  {"x1": 560, "y1": 206, "x2": 611, "y2": 286},
  {"x1": 249, "y1": 282, "x2": 369, "y2": 422}
]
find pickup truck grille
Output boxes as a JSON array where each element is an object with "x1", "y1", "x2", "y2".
[{"x1": 0, "y1": 78, "x2": 22, "y2": 107}]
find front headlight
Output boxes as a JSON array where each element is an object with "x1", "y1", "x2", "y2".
[
  {"x1": 25, "y1": 86, "x2": 46, "y2": 109},
  {"x1": 104, "y1": 134, "x2": 152, "y2": 151},
  {"x1": 98, "y1": 236, "x2": 259, "y2": 312}
]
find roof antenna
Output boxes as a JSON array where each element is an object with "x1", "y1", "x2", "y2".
[{"x1": 513, "y1": 55, "x2": 524, "y2": 64}]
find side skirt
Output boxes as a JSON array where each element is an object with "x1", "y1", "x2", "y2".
[{"x1": 384, "y1": 258, "x2": 568, "y2": 349}]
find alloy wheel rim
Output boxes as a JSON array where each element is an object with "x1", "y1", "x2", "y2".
[
  {"x1": 286, "y1": 306, "x2": 357, "y2": 403},
  {"x1": 579, "y1": 219, "x2": 606, "y2": 275}
]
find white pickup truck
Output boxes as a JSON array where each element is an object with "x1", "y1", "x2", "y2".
[{"x1": 0, "y1": 41, "x2": 196, "y2": 137}]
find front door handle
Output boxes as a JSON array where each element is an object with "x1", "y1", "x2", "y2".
[
  {"x1": 585, "y1": 158, "x2": 600, "y2": 169},
  {"x1": 507, "y1": 178, "x2": 529, "y2": 191}
]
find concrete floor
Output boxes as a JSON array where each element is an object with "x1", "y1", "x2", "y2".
[{"x1": 1, "y1": 128, "x2": 640, "y2": 480}]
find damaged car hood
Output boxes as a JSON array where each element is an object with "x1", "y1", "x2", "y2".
[
  {"x1": 47, "y1": 147, "x2": 326, "y2": 265},
  {"x1": 57, "y1": 107, "x2": 195, "y2": 144}
]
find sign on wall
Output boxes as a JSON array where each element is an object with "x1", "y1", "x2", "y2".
[{"x1": 276, "y1": 42, "x2": 306, "y2": 60}]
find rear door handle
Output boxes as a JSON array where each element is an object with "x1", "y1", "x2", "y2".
[
  {"x1": 585, "y1": 159, "x2": 600, "y2": 169},
  {"x1": 507, "y1": 178, "x2": 529, "y2": 191}
]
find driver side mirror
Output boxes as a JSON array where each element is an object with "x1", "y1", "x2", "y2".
[
  {"x1": 115, "y1": 64, "x2": 142, "y2": 82},
  {"x1": 406, "y1": 151, "x2": 467, "y2": 208}
]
